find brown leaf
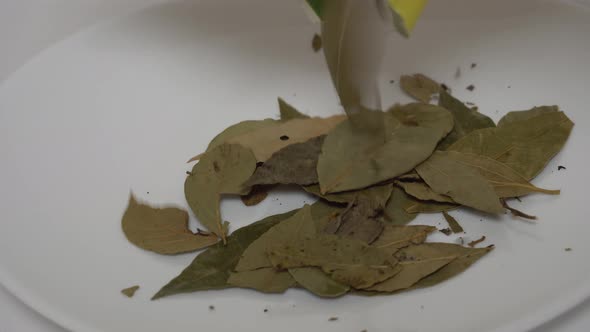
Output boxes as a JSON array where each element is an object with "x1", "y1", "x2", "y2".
[{"x1": 442, "y1": 211, "x2": 464, "y2": 233}]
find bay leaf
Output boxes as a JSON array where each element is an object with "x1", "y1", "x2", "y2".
[
  {"x1": 235, "y1": 205, "x2": 315, "y2": 272},
  {"x1": 187, "y1": 118, "x2": 277, "y2": 163},
  {"x1": 371, "y1": 225, "x2": 436, "y2": 255},
  {"x1": 309, "y1": 200, "x2": 346, "y2": 233},
  {"x1": 447, "y1": 151, "x2": 560, "y2": 197},
  {"x1": 152, "y1": 209, "x2": 297, "y2": 300},
  {"x1": 449, "y1": 110, "x2": 574, "y2": 180},
  {"x1": 121, "y1": 285, "x2": 140, "y2": 298},
  {"x1": 279, "y1": 97, "x2": 310, "y2": 121},
  {"x1": 409, "y1": 243, "x2": 493, "y2": 289},
  {"x1": 403, "y1": 198, "x2": 458, "y2": 214},
  {"x1": 318, "y1": 104, "x2": 453, "y2": 193},
  {"x1": 227, "y1": 115, "x2": 345, "y2": 162},
  {"x1": 243, "y1": 136, "x2": 324, "y2": 187},
  {"x1": 382, "y1": 186, "x2": 418, "y2": 225},
  {"x1": 497, "y1": 105, "x2": 558, "y2": 127},
  {"x1": 437, "y1": 90, "x2": 496, "y2": 150},
  {"x1": 394, "y1": 180, "x2": 455, "y2": 203},
  {"x1": 122, "y1": 194, "x2": 218, "y2": 255},
  {"x1": 416, "y1": 151, "x2": 504, "y2": 214},
  {"x1": 268, "y1": 235, "x2": 400, "y2": 289},
  {"x1": 240, "y1": 186, "x2": 269, "y2": 206},
  {"x1": 288, "y1": 267, "x2": 350, "y2": 298},
  {"x1": 227, "y1": 268, "x2": 296, "y2": 293},
  {"x1": 185, "y1": 144, "x2": 257, "y2": 242},
  {"x1": 400, "y1": 73, "x2": 441, "y2": 103},
  {"x1": 323, "y1": 195, "x2": 386, "y2": 244},
  {"x1": 366, "y1": 255, "x2": 456, "y2": 292},
  {"x1": 442, "y1": 211, "x2": 464, "y2": 233},
  {"x1": 303, "y1": 183, "x2": 392, "y2": 205}
]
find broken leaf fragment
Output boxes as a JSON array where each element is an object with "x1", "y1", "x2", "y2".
[
  {"x1": 185, "y1": 144, "x2": 257, "y2": 242},
  {"x1": 442, "y1": 211, "x2": 463, "y2": 233},
  {"x1": 121, "y1": 285, "x2": 140, "y2": 298},
  {"x1": 122, "y1": 194, "x2": 218, "y2": 255}
]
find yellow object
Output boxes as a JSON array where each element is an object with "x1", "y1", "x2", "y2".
[{"x1": 388, "y1": 0, "x2": 428, "y2": 37}]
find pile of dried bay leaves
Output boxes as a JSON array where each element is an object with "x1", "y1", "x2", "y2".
[{"x1": 121, "y1": 74, "x2": 573, "y2": 299}]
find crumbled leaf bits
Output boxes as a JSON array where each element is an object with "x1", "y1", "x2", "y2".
[
  {"x1": 278, "y1": 97, "x2": 310, "y2": 121},
  {"x1": 312, "y1": 34, "x2": 322, "y2": 52},
  {"x1": 442, "y1": 211, "x2": 464, "y2": 233},
  {"x1": 440, "y1": 228, "x2": 452, "y2": 236},
  {"x1": 289, "y1": 267, "x2": 350, "y2": 298},
  {"x1": 243, "y1": 136, "x2": 324, "y2": 187},
  {"x1": 122, "y1": 194, "x2": 218, "y2": 255},
  {"x1": 152, "y1": 210, "x2": 297, "y2": 300},
  {"x1": 121, "y1": 286, "x2": 140, "y2": 298},
  {"x1": 400, "y1": 74, "x2": 441, "y2": 103},
  {"x1": 468, "y1": 236, "x2": 486, "y2": 247},
  {"x1": 185, "y1": 144, "x2": 257, "y2": 242}
]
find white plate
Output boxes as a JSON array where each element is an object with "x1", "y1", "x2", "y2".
[{"x1": 1, "y1": 0, "x2": 589, "y2": 331}]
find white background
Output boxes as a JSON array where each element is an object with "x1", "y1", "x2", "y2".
[{"x1": 0, "y1": 1, "x2": 589, "y2": 331}]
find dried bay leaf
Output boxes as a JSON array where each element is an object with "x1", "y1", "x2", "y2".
[
  {"x1": 497, "y1": 106, "x2": 558, "y2": 127},
  {"x1": 447, "y1": 151, "x2": 560, "y2": 197},
  {"x1": 303, "y1": 183, "x2": 392, "y2": 205},
  {"x1": 121, "y1": 286, "x2": 140, "y2": 298},
  {"x1": 227, "y1": 268, "x2": 296, "y2": 293},
  {"x1": 240, "y1": 186, "x2": 269, "y2": 206},
  {"x1": 235, "y1": 205, "x2": 316, "y2": 272},
  {"x1": 437, "y1": 90, "x2": 495, "y2": 150},
  {"x1": 383, "y1": 186, "x2": 418, "y2": 225},
  {"x1": 228, "y1": 115, "x2": 345, "y2": 162},
  {"x1": 187, "y1": 119, "x2": 277, "y2": 163},
  {"x1": 121, "y1": 195, "x2": 218, "y2": 255},
  {"x1": 152, "y1": 209, "x2": 297, "y2": 300},
  {"x1": 371, "y1": 225, "x2": 436, "y2": 255},
  {"x1": 269, "y1": 235, "x2": 400, "y2": 289},
  {"x1": 185, "y1": 144, "x2": 257, "y2": 241},
  {"x1": 279, "y1": 97, "x2": 310, "y2": 121},
  {"x1": 400, "y1": 73, "x2": 441, "y2": 103},
  {"x1": 323, "y1": 195, "x2": 387, "y2": 244},
  {"x1": 395, "y1": 180, "x2": 455, "y2": 204},
  {"x1": 416, "y1": 151, "x2": 504, "y2": 214},
  {"x1": 243, "y1": 136, "x2": 324, "y2": 187},
  {"x1": 403, "y1": 198, "x2": 458, "y2": 214},
  {"x1": 442, "y1": 211, "x2": 464, "y2": 233},
  {"x1": 289, "y1": 267, "x2": 350, "y2": 298},
  {"x1": 449, "y1": 110, "x2": 574, "y2": 180},
  {"x1": 409, "y1": 243, "x2": 493, "y2": 289},
  {"x1": 318, "y1": 104, "x2": 453, "y2": 193}
]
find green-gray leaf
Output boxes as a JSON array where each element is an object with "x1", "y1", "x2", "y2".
[
  {"x1": 185, "y1": 144, "x2": 257, "y2": 241},
  {"x1": 227, "y1": 268, "x2": 296, "y2": 293},
  {"x1": 394, "y1": 180, "x2": 455, "y2": 203},
  {"x1": 288, "y1": 267, "x2": 349, "y2": 298},
  {"x1": 383, "y1": 186, "x2": 419, "y2": 225},
  {"x1": 152, "y1": 209, "x2": 297, "y2": 300},
  {"x1": 497, "y1": 106, "x2": 558, "y2": 127},
  {"x1": 122, "y1": 194, "x2": 218, "y2": 255}
]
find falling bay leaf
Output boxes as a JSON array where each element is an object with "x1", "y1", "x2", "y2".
[
  {"x1": 152, "y1": 209, "x2": 297, "y2": 300},
  {"x1": 371, "y1": 225, "x2": 436, "y2": 255},
  {"x1": 447, "y1": 151, "x2": 560, "y2": 197},
  {"x1": 185, "y1": 144, "x2": 257, "y2": 242},
  {"x1": 268, "y1": 235, "x2": 400, "y2": 289},
  {"x1": 416, "y1": 151, "x2": 505, "y2": 214},
  {"x1": 121, "y1": 285, "x2": 140, "y2": 298},
  {"x1": 442, "y1": 211, "x2": 464, "y2": 233},
  {"x1": 394, "y1": 180, "x2": 455, "y2": 203},
  {"x1": 235, "y1": 205, "x2": 315, "y2": 272},
  {"x1": 289, "y1": 267, "x2": 350, "y2": 298},
  {"x1": 400, "y1": 73, "x2": 441, "y2": 103},
  {"x1": 437, "y1": 90, "x2": 495, "y2": 150},
  {"x1": 227, "y1": 268, "x2": 296, "y2": 293},
  {"x1": 227, "y1": 115, "x2": 345, "y2": 162},
  {"x1": 449, "y1": 110, "x2": 574, "y2": 180},
  {"x1": 243, "y1": 136, "x2": 324, "y2": 187},
  {"x1": 318, "y1": 104, "x2": 453, "y2": 193},
  {"x1": 121, "y1": 195, "x2": 218, "y2": 255},
  {"x1": 382, "y1": 186, "x2": 419, "y2": 225},
  {"x1": 279, "y1": 97, "x2": 310, "y2": 121},
  {"x1": 497, "y1": 105, "x2": 559, "y2": 127}
]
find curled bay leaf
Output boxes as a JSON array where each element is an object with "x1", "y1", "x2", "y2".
[
  {"x1": 279, "y1": 97, "x2": 310, "y2": 121},
  {"x1": 243, "y1": 136, "x2": 324, "y2": 187},
  {"x1": 416, "y1": 151, "x2": 504, "y2": 214},
  {"x1": 394, "y1": 180, "x2": 455, "y2": 204},
  {"x1": 318, "y1": 104, "x2": 453, "y2": 193},
  {"x1": 289, "y1": 267, "x2": 349, "y2": 298},
  {"x1": 152, "y1": 209, "x2": 297, "y2": 300},
  {"x1": 447, "y1": 151, "x2": 560, "y2": 197},
  {"x1": 437, "y1": 90, "x2": 496, "y2": 150},
  {"x1": 185, "y1": 144, "x2": 257, "y2": 242},
  {"x1": 122, "y1": 195, "x2": 218, "y2": 255},
  {"x1": 227, "y1": 268, "x2": 296, "y2": 293},
  {"x1": 400, "y1": 73, "x2": 441, "y2": 103},
  {"x1": 449, "y1": 110, "x2": 574, "y2": 180}
]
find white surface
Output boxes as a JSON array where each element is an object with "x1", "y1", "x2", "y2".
[{"x1": 1, "y1": 0, "x2": 590, "y2": 331}]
